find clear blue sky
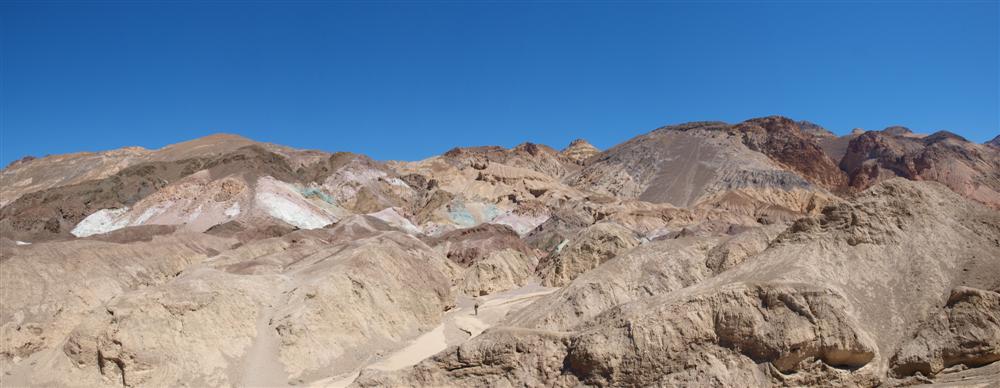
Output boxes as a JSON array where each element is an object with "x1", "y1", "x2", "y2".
[{"x1": 2, "y1": 1, "x2": 997, "y2": 166}]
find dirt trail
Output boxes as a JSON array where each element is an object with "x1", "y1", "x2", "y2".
[
  {"x1": 314, "y1": 282, "x2": 557, "y2": 387},
  {"x1": 239, "y1": 297, "x2": 292, "y2": 387}
]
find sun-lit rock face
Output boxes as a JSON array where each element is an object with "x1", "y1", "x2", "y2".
[
  {"x1": 2, "y1": 118, "x2": 999, "y2": 387},
  {"x1": 535, "y1": 222, "x2": 640, "y2": 287}
]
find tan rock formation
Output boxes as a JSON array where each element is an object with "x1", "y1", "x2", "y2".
[
  {"x1": 536, "y1": 222, "x2": 640, "y2": 287},
  {"x1": 559, "y1": 139, "x2": 600, "y2": 165},
  {"x1": 459, "y1": 249, "x2": 539, "y2": 296}
]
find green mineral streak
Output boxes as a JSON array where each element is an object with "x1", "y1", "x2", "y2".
[{"x1": 300, "y1": 187, "x2": 335, "y2": 204}]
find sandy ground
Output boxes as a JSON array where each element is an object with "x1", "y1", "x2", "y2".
[
  {"x1": 313, "y1": 282, "x2": 556, "y2": 388},
  {"x1": 910, "y1": 362, "x2": 1000, "y2": 387},
  {"x1": 239, "y1": 301, "x2": 291, "y2": 388},
  {"x1": 368, "y1": 325, "x2": 447, "y2": 372}
]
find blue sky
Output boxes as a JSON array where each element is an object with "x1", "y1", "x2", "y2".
[{"x1": 1, "y1": 1, "x2": 997, "y2": 166}]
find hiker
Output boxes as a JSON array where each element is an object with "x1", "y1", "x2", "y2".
[{"x1": 474, "y1": 297, "x2": 480, "y2": 316}]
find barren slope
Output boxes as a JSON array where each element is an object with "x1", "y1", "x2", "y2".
[{"x1": 568, "y1": 117, "x2": 843, "y2": 212}]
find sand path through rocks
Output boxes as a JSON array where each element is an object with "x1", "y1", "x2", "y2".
[{"x1": 317, "y1": 282, "x2": 556, "y2": 387}]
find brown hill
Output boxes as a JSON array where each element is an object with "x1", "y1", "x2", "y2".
[
  {"x1": 568, "y1": 117, "x2": 843, "y2": 213},
  {"x1": 559, "y1": 138, "x2": 601, "y2": 165},
  {"x1": 841, "y1": 129, "x2": 1000, "y2": 209}
]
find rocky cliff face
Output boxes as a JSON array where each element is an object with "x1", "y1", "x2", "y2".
[
  {"x1": 2, "y1": 116, "x2": 998, "y2": 387},
  {"x1": 535, "y1": 222, "x2": 640, "y2": 287},
  {"x1": 730, "y1": 116, "x2": 848, "y2": 191}
]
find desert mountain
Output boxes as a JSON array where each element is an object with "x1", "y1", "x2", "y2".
[
  {"x1": 559, "y1": 139, "x2": 601, "y2": 165},
  {"x1": 796, "y1": 120, "x2": 836, "y2": 138},
  {"x1": 2, "y1": 116, "x2": 998, "y2": 387},
  {"x1": 988, "y1": 135, "x2": 1000, "y2": 149},
  {"x1": 567, "y1": 117, "x2": 845, "y2": 217}
]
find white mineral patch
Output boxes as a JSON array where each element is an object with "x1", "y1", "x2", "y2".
[
  {"x1": 70, "y1": 208, "x2": 131, "y2": 237},
  {"x1": 492, "y1": 213, "x2": 549, "y2": 236},
  {"x1": 645, "y1": 227, "x2": 671, "y2": 240},
  {"x1": 339, "y1": 168, "x2": 386, "y2": 183},
  {"x1": 367, "y1": 207, "x2": 422, "y2": 235},
  {"x1": 224, "y1": 202, "x2": 241, "y2": 217},
  {"x1": 385, "y1": 177, "x2": 409, "y2": 187},
  {"x1": 187, "y1": 205, "x2": 204, "y2": 222},
  {"x1": 255, "y1": 177, "x2": 333, "y2": 229},
  {"x1": 555, "y1": 239, "x2": 570, "y2": 253},
  {"x1": 133, "y1": 202, "x2": 171, "y2": 225},
  {"x1": 256, "y1": 192, "x2": 332, "y2": 229}
]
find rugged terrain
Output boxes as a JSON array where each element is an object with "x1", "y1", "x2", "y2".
[{"x1": 1, "y1": 116, "x2": 998, "y2": 387}]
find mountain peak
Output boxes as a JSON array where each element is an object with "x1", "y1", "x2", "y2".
[
  {"x1": 923, "y1": 130, "x2": 968, "y2": 144},
  {"x1": 560, "y1": 138, "x2": 600, "y2": 164},
  {"x1": 882, "y1": 126, "x2": 913, "y2": 136},
  {"x1": 796, "y1": 120, "x2": 835, "y2": 138},
  {"x1": 987, "y1": 135, "x2": 1000, "y2": 149},
  {"x1": 512, "y1": 142, "x2": 558, "y2": 157},
  {"x1": 160, "y1": 132, "x2": 254, "y2": 149}
]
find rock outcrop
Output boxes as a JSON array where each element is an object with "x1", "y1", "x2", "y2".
[
  {"x1": 1, "y1": 233, "x2": 236, "y2": 370},
  {"x1": 427, "y1": 223, "x2": 536, "y2": 267},
  {"x1": 841, "y1": 128, "x2": 1000, "y2": 209},
  {"x1": 535, "y1": 222, "x2": 640, "y2": 287},
  {"x1": 559, "y1": 139, "x2": 600, "y2": 165},
  {"x1": 796, "y1": 120, "x2": 836, "y2": 138},
  {"x1": 730, "y1": 116, "x2": 848, "y2": 191},
  {"x1": 890, "y1": 287, "x2": 1000, "y2": 379},
  {"x1": 459, "y1": 249, "x2": 539, "y2": 296}
]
